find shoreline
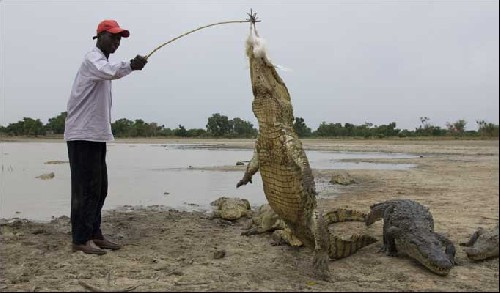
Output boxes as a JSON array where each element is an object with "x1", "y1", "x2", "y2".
[
  {"x1": 2, "y1": 136, "x2": 498, "y2": 154},
  {"x1": 1, "y1": 139, "x2": 498, "y2": 291}
]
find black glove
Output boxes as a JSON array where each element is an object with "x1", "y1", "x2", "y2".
[{"x1": 130, "y1": 55, "x2": 148, "y2": 71}]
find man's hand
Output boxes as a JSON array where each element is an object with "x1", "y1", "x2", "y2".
[{"x1": 130, "y1": 55, "x2": 148, "y2": 71}]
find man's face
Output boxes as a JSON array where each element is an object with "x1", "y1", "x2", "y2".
[{"x1": 98, "y1": 31, "x2": 122, "y2": 55}]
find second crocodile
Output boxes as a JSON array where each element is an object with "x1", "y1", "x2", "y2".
[{"x1": 366, "y1": 199, "x2": 456, "y2": 275}]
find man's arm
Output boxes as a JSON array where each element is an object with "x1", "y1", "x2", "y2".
[{"x1": 85, "y1": 53, "x2": 147, "y2": 80}]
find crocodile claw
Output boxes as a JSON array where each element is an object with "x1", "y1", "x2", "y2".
[{"x1": 236, "y1": 176, "x2": 252, "y2": 188}]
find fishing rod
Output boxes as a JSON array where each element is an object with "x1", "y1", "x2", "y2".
[{"x1": 145, "y1": 9, "x2": 260, "y2": 59}]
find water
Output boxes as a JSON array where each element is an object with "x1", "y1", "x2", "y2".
[{"x1": 0, "y1": 142, "x2": 416, "y2": 221}]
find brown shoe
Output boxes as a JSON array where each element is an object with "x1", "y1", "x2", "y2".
[
  {"x1": 92, "y1": 238, "x2": 121, "y2": 250},
  {"x1": 72, "y1": 241, "x2": 107, "y2": 255}
]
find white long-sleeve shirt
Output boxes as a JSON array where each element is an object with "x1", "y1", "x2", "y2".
[{"x1": 64, "y1": 47, "x2": 132, "y2": 142}]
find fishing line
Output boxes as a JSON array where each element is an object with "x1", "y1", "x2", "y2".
[{"x1": 145, "y1": 9, "x2": 260, "y2": 59}]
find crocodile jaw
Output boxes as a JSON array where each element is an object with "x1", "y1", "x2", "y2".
[
  {"x1": 465, "y1": 246, "x2": 499, "y2": 261},
  {"x1": 398, "y1": 238, "x2": 453, "y2": 275}
]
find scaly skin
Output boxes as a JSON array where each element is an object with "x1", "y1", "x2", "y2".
[
  {"x1": 237, "y1": 26, "x2": 373, "y2": 280},
  {"x1": 242, "y1": 204, "x2": 377, "y2": 260},
  {"x1": 460, "y1": 223, "x2": 499, "y2": 261},
  {"x1": 366, "y1": 199, "x2": 456, "y2": 276},
  {"x1": 210, "y1": 197, "x2": 252, "y2": 221},
  {"x1": 325, "y1": 208, "x2": 377, "y2": 260}
]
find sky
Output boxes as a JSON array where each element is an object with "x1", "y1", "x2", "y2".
[{"x1": 0, "y1": 0, "x2": 498, "y2": 131}]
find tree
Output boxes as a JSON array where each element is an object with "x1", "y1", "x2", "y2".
[
  {"x1": 231, "y1": 117, "x2": 257, "y2": 137},
  {"x1": 45, "y1": 112, "x2": 67, "y2": 134},
  {"x1": 187, "y1": 128, "x2": 207, "y2": 137},
  {"x1": 206, "y1": 113, "x2": 232, "y2": 137},
  {"x1": 23, "y1": 117, "x2": 44, "y2": 136},
  {"x1": 446, "y1": 119, "x2": 466, "y2": 135},
  {"x1": 476, "y1": 120, "x2": 499, "y2": 137},
  {"x1": 415, "y1": 117, "x2": 446, "y2": 136},
  {"x1": 158, "y1": 127, "x2": 173, "y2": 136},
  {"x1": 6, "y1": 117, "x2": 44, "y2": 136},
  {"x1": 6, "y1": 121, "x2": 23, "y2": 136},
  {"x1": 174, "y1": 125, "x2": 188, "y2": 137},
  {"x1": 357, "y1": 122, "x2": 373, "y2": 138},
  {"x1": 376, "y1": 122, "x2": 400, "y2": 137},
  {"x1": 112, "y1": 118, "x2": 134, "y2": 137},
  {"x1": 419, "y1": 116, "x2": 430, "y2": 127},
  {"x1": 133, "y1": 119, "x2": 149, "y2": 137},
  {"x1": 150, "y1": 122, "x2": 165, "y2": 136},
  {"x1": 314, "y1": 122, "x2": 344, "y2": 136},
  {"x1": 344, "y1": 123, "x2": 355, "y2": 136},
  {"x1": 293, "y1": 117, "x2": 312, "y2": 137}
]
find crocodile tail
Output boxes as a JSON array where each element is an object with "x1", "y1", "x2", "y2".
[
  {"x1": 324, "y1": 208, "x2": 367, "y2": 224},
  {"x1": 312, "y1": 211, "x2": 331, "y2": 280},
  {"x1": 328, "y1": 234, "x2": 378, "y2": 260}
]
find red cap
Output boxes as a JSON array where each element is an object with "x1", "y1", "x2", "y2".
[{"x1": 96, "y1": 20, "x2": 130, "y2": 38}]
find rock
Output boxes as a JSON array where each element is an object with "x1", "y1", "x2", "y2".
[
  {"x1": 31, "y1": 229, "x2": 47, "y2": 235},
  {"x1": 210, "y1": 197, "x2": 252, "y2": 221},
  {"x1": 329, "y1": 172, "x2": 356, "y2": 185},
  {"x1": 36, "y1": 172, "x2": 55, "y2": 180},
  {"x1": 44, "y1": 161, "x2": 68, "y2": 164},
  {"x1": 214, "y1": 249, "x2": 226, "y2": 259}
]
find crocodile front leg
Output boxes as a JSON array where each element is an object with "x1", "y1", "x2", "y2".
[
  {"x1": 237, "y1": 141, "x2": 259, "y2": 188},
  {"x1": 436, "y1": 232, "x2": 457, "y2": 264},
  {"x1": 380, "y1": 206, "x2": 398, "y2": 256},
  {"x1": 383, "y1": 226, "x2": 399, "y2": 257}
]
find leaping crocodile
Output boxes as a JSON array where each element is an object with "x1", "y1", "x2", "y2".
[
  {"x1": 236, "y1": 24, "x2": 373, "y2": 280},
  {"x1": 365, "y1": 199, "x2": 456, "y2": 275}
]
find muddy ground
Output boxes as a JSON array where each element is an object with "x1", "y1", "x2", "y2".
[{"x1": 1, "y1": 138, "x2": 498, "y2": 292}]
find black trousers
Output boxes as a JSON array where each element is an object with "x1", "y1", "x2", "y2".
[{"x1": 67, "y1": 140, "x2": 107, "y2": 245}]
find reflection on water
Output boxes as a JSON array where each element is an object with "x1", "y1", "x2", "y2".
[{"x1": 0, "y1": 142, "x2": 416, "y2": 221}]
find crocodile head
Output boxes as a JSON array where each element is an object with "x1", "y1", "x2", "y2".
[
  {"x1": 399, "y1": 232, "x2": 454, "y2": 275},
  {"x1": 464, "y1": 226, "x2": 499, "y2": 261},
  {"x1": 246, "y1": 28, "x2": 294, "y2": 130}
]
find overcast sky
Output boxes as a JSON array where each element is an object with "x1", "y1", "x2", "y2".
[{"x1": 0, "y1": 0, "x2": 498, "y2": 131}]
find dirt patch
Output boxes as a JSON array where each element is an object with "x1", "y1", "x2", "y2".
[{"x1": 1, "y1": 139, "x2": 498, "y2": 291}]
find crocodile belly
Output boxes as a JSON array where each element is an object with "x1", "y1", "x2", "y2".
[{"x1": 260, "y1": 163, "x2": 305, "y2": 224}]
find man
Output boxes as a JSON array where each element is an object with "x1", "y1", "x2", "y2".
[{"x1": 64, "y1": 20, "x2": 147, "y2": 255}]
